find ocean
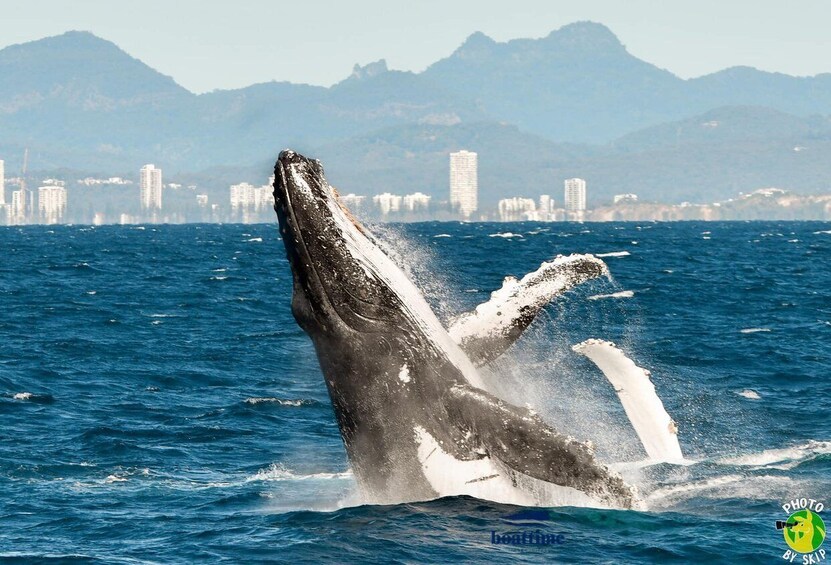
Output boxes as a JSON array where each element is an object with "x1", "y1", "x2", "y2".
[{"x1": 1, "y1": 221, "x2": 829, "y2": 563}]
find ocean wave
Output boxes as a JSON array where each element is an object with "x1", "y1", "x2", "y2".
[
  {"x1": 433, "y1": 234, "x2": 452, "y2": 238},
  {"x1": 716, "y1": 440, "x2": 831, "y2": 470},
  {"x1": 245, "y1": 463, "x2": 353, "y2": 484},
  {"x1": 7, "y1": 392, "x2": 54, "y2": 403},
  {"x1": 646, "y1": 474, "x2": 745, "y2": 505},
  {"x1": 735, "y1": 389, "x2": 761, "y2": 400},
  {"x1": 644, "y1": 473, "x2": 818, "y2": 512},
  {"x1": 244, "y1": 397, "x2": 316, "y2": 407},
  {"x1": 247, "y1": 237, "x2": 263, "y2": 242},
  {"x1": 814, "y1": 230, "x2": 831, "y2": 235},
  {"x1": 739, "y1": 327, "x2": 771, "y2": 334},
  {"x1": 488, "y1": 232, "x2": 523, "y2": 238},
  {"x1": 588, "y1": 290, "x2": 634, "y2": 300},
  {"x1": 596, "y1": 251, "x2": 631, "y2": 258}
]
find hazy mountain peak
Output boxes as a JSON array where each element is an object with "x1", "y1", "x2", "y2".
[
  {"x1": 544, "y1": 21, "x2": 625, "y2": 53},
  {"x1": 0, "y1": 30, "x2": 189, "y2": 101},
  {"x1": 453, "y1": 31, "x2": 497, "y2": 59},
  {"x1": 350, "y1": 59, "x2": 389, "y2": 80}
]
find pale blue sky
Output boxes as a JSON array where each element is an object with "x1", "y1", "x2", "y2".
[{"x1": 3, "y1": 0, "x2": 830, "y2": 93}]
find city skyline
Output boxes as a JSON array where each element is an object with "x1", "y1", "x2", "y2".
[{"x1": 1, "y1": 149, "x2": 830, "y2": 226}]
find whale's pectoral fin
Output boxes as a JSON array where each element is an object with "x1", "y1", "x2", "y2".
[
  {"x1": 443, "y1": 382, "x2": 636, "y2": 509},
  {"x1": 572, "y1": 339, "x2": 685, "y2": 464},
  {"x1": 447, "y1": 254, "x2": 609, "y2": 366}
]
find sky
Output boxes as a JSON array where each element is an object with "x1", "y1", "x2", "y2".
[{"x1": 3, "y1": 0, "x2": 831, "y2": 93}]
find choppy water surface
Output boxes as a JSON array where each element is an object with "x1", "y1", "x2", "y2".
[{"x1": 1, "y1": 221, "x2": 829, "y2": 563}]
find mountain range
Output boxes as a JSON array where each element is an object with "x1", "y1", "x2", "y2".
[{"x1": 1, "y1": 22, "x2": 830, "y2": 205}]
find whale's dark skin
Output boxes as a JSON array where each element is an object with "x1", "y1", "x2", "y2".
[{"x1": 272, "y1": 150, "x2": 636, "y2": 508}]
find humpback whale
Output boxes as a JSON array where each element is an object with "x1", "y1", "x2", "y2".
[{"x1": 272, "y1": 150, "x2": 638, "y2": 509}]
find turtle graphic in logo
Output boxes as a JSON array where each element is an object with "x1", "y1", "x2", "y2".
[{"x1": 777, "y1": 509, "x2": 826, "y2": 554}]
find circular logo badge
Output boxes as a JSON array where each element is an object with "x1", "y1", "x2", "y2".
[{"x1": 783, "y1": 509, "x2": 826, "y2": 553}]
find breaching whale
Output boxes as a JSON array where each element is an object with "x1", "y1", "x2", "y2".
[{"x1": 272, "y1": 150, "x2": 638, "y2": 509}]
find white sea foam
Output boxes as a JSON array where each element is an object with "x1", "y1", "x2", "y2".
[
  {"x1": 588, "y1": 290, "x2": 634, "y2": 300},
  {"x1": 645, "y1": 474, "x2": 745, "y2": 506},
  {"x1": 596, "y1": 251, "x2": 631, "y2": 258},
  {"x1": 12, "y1": 392, "x2": 33, "y2": 400},
  {"x1": 736, "y1": 389, "x2": 761, "y2": 400},
  {"x1": 488, "y1": 232, "x2": 523, "y2": 238},
  {"x1": 244, "y1": 397, "x2": 313, "y2": 407},
  {"x1": 247, "y1": 237, "x2": 263, "y2": 242},
  {"x1": 433, "y1": 234, "x2": 452, "y2": 238},
  {"x1": 246, "y1": 463, "x2": 353, "y2": 483},
  {"x1": 572, "y1": 339, "x2": 685, "y2": 464},
  {"x1": 814, "y1": 230, "x2": 831, "y2": 235},
  {"x1": 717, "y1": 440, "x2": 831, "y2": 469},
  {"x1": 740, "y1": 327, "x2": 771, "y2": 334}
]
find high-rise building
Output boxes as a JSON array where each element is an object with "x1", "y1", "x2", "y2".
[
  {"x1": 564, "y1": 178, "x2": 587, "y2": 220},
  {"x1": 230, "y1": 181, "x2": 272, "y2": 222},
  {"x1": 10, "y1": 189, "x2": 26, "y2": 224},
  {"x1": 449, "y1": 150, "x2": 478, "y2": 219},
  {"x1": 339, "y1": 193, "x2": 366, "y2": 212},
  {"x1": 402, "y1": 192, "x2": 431, "y2": 212},
  {"x1": 538, "y1": 194, "x2": 555, "y2": 221},
  {"x1": 372, "y1": 193, "x2": 403, "y2": 216},
  {"x1": 140, "y1": 164, "x2": 163, "y2": 210},
  {"x1": 38, "y1": 185, "x2": 67, "y2": 224},
  {"x1": 0, "y1": 159, "x2": 5, "y2": 205},
  {"x1": 498, "y1": 197, "x2": 537, "y2": 221}
]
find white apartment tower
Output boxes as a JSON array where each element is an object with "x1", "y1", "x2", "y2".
[
  {"x1": 564, "y1": 178, "x2": 587, "y2": 220},
  {"x1": 140, "y1": 164, "x2": 163, "y2": 210},
  {"x1": 449, "y1": 150, "x2": 478, "y2": 219},
  {"x1": 10, "y1": 189, "x2": 26, "y2": 224},
  {"x1": 372, "y1": 193, "x2": 403, "y2": 216},
  {"x1": 38, "y1": 185, "x2": 67, "y2": 224}
]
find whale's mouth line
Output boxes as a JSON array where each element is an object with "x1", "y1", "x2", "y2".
[{"x1": 277, "y1": 163, "x2": 334, "y2": 314}]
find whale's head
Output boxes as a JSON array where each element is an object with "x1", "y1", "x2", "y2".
[{"x1": 273, "y1": 150, "x2": 412, "y2": 341}]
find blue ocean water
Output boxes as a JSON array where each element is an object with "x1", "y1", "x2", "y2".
[{"x1": 1, "y1": 221, "x2": 829, "y2": 563}]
